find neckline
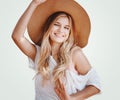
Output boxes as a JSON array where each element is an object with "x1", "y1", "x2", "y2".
[{"x1": 50, "y1": 55, "x2": 57, "y2": 65}]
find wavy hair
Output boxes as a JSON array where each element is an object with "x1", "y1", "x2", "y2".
[{"x1": 37, "y1": 12, "x2": 75, "y2": 84}]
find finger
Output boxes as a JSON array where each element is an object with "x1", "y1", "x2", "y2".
[
  {"x1": 58, "y1": 78, "x2": 64, "y2": 90},
  {"x1": 55, "y1": 79, "x2": 67, "y2": 99},
  {"x1": 55, "y1": 80, "x2": 61, "y2": 91},
  {"x1": 56, "y1": 79, "x2": 63, "y2": 92},
  {"x1": 55, "y1": 88, "x2": 64, "y2": 100},
  {"x1": 58, "y1": 82, "x2": 69, "y2": 99}
]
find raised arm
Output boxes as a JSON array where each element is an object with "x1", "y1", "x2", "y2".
[{"x1": 11, "y1": 0, "x2": 47, "y2": 60}]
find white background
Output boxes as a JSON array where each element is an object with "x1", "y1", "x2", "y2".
[{"x1": 0, "y1": 0, "x2": 120, "y2": 100}]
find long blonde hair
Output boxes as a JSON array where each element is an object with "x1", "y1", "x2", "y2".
[{"x1": 37, "y1": 12, "x2": 75, "y2": 84}]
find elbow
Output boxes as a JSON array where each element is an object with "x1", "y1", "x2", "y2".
[
  {"x1": 96, "y1": 88, "x2": 101, "y2": 94},
  {"x1": 11, "y1": 33, "x2": 17, "y2": 43},
  {"x1": 11, "y1": 32, "x2": 25, "y2": 46},
  {"x1": 92, "y1": 86, "x2": 101, "y2": 96},
  {"x1": 86, "y1": 85, "x2": 101, "y2": 97},
  {"x1": 11, "y1": 33, "x2": 15, "y2": 41},
  {"x1": 11, "y1": 32, "x2": 21, "y2": 45}
]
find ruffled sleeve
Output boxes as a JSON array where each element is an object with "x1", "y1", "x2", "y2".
[
  {"x1": 86, "y1": 68, "x2": 101, "y2": 91},
  {"x1": 65, "y1": 68, "x2": 101, "y2": 95},
  {"x1": 28, "y1": 45, "x2": 40, "y2": 70}
]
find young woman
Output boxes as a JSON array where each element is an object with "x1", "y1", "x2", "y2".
[{"x1": 12, "y1": 0, "x2": 101, "y2": 100}]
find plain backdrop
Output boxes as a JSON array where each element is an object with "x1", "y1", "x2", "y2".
[{"x1": 0, "y1": 0, "x2": 120, "y2": 100}]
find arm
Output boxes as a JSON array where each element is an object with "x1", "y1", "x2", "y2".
[
  {"x1": 55, "y1": 46, "x2": 100, "y2": 100},
  {"x1": 55, "y1": 81, "x2": 100, "y2": 100},
  {"x1": 71, "y1": 85, "x2": 100, "y2": 100},
  {"x1": 71, "y1": 46, "x2": 100, "y2": 100},
  {"x1": 11, "y1": 0, "x2": 47, "y2": 60}
]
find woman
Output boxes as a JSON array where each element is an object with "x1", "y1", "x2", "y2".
[{"x1": 12, "y1": 0, "x2": 101, "y2": 100}]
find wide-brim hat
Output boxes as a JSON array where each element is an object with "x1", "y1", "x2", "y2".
[{"x1": 27, "y1": 0, "x2": 91, "y2": 48}]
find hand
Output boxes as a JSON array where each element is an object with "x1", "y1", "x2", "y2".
[
  {"x1": 32, "y1": 0, "x2": 47, "y2": 6},
  {"x1": 54, "y1": 79, "x2": 73, "y2": 100}
]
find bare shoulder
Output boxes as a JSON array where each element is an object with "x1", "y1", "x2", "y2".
[
  {"x1": 70, "y1": 46, "x2": 83, "y2": 60},
  {"x1": 71, "y1": 46, "x2": 91, "y2": 75}
]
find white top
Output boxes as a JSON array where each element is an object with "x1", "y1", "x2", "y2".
[{"x1": 28, "y1": 45, "x2": 101, "y2": 100}]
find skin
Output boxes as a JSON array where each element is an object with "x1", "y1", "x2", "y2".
[
  {"x1": 49, "y1": 16, "x2": 70, "y2": 44},
  {"x1": 49, "y1": 16, "x2": 71, "y2": 57},
  {"x1": 12, "y1": 0, "x2": 100, "y2": 100}
]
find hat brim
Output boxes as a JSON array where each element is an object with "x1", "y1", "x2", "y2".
[{"x1": 27, "y1": 0, "x2": 91, "y2": 48}]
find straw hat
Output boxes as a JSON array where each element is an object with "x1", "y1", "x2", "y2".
[{"x1": 27, "y1": 0, "x2": 91, "y2": 48}]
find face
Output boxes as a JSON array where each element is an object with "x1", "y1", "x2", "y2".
[{"x1": 49, "y1": 16, "x2": 71, "y2": 44}]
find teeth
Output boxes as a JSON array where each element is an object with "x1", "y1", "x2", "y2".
[{"x1": 54, "y1": 33, "x2": 64, "y2": 37}]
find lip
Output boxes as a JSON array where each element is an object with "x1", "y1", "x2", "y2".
[{"x1": 54, "y1": 33, "x2": 64, "y2": 38}]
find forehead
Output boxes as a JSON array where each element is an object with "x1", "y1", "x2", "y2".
[{"x1": 55, "y1": 15, "x2": 70, "y2": 24}]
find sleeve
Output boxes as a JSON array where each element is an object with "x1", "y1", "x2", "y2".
[
  {"x1": 28, "y1": 56, "x2": 35, "y2": 70},
  {"x1": 28, "y1": 45, "x2": 40, "y2": 70},
  {"x1": 86, "y1": 68, "x2": 101, "y2": 91}
]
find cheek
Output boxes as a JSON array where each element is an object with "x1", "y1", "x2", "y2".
[
  {"x1": 49, "y1": 32, "x2": 54, "y2": 39},
  {"x1": 64, "y1": 32, "x2": 70, "y2": 41},
  {"x1": 65, "y1": 30, "x2": 70, "y2": 37},
  {"x1": 51, "y1": 26, "x2": 58, "y2": 31}
]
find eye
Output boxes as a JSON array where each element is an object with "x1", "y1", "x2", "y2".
[
  {"x1": 64, "y1": 27, "x2": 70, "y2": 30},
  {"x1": 54, "y1": 23, "x2": 60, "y2": 26}
]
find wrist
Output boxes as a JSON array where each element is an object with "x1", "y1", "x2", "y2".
[{"x1": 30, "y1": 1, "x2": 41, "y2": 8}]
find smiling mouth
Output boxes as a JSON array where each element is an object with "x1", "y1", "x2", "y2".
[{"x1": 55, "y1": 33, "x2": 64, "y2": 38}]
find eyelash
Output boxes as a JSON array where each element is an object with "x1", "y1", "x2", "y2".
[
  {"x1": 65, "y1": 27, "x2": 69, "y2": 30},
  {"x1": 54, "y1": 24, "x2": 69, "y2": 30},
  {"x1": 54, "y1": 23, "x2": 60, "y2": 26}
]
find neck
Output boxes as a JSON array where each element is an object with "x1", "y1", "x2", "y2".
[{"x1": 51, "y1": 42, "x2": 61, "y2": 56}]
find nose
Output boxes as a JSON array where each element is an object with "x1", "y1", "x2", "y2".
[{"x1": 58, "y1": 26, "x2": 64, "y2": 33}]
